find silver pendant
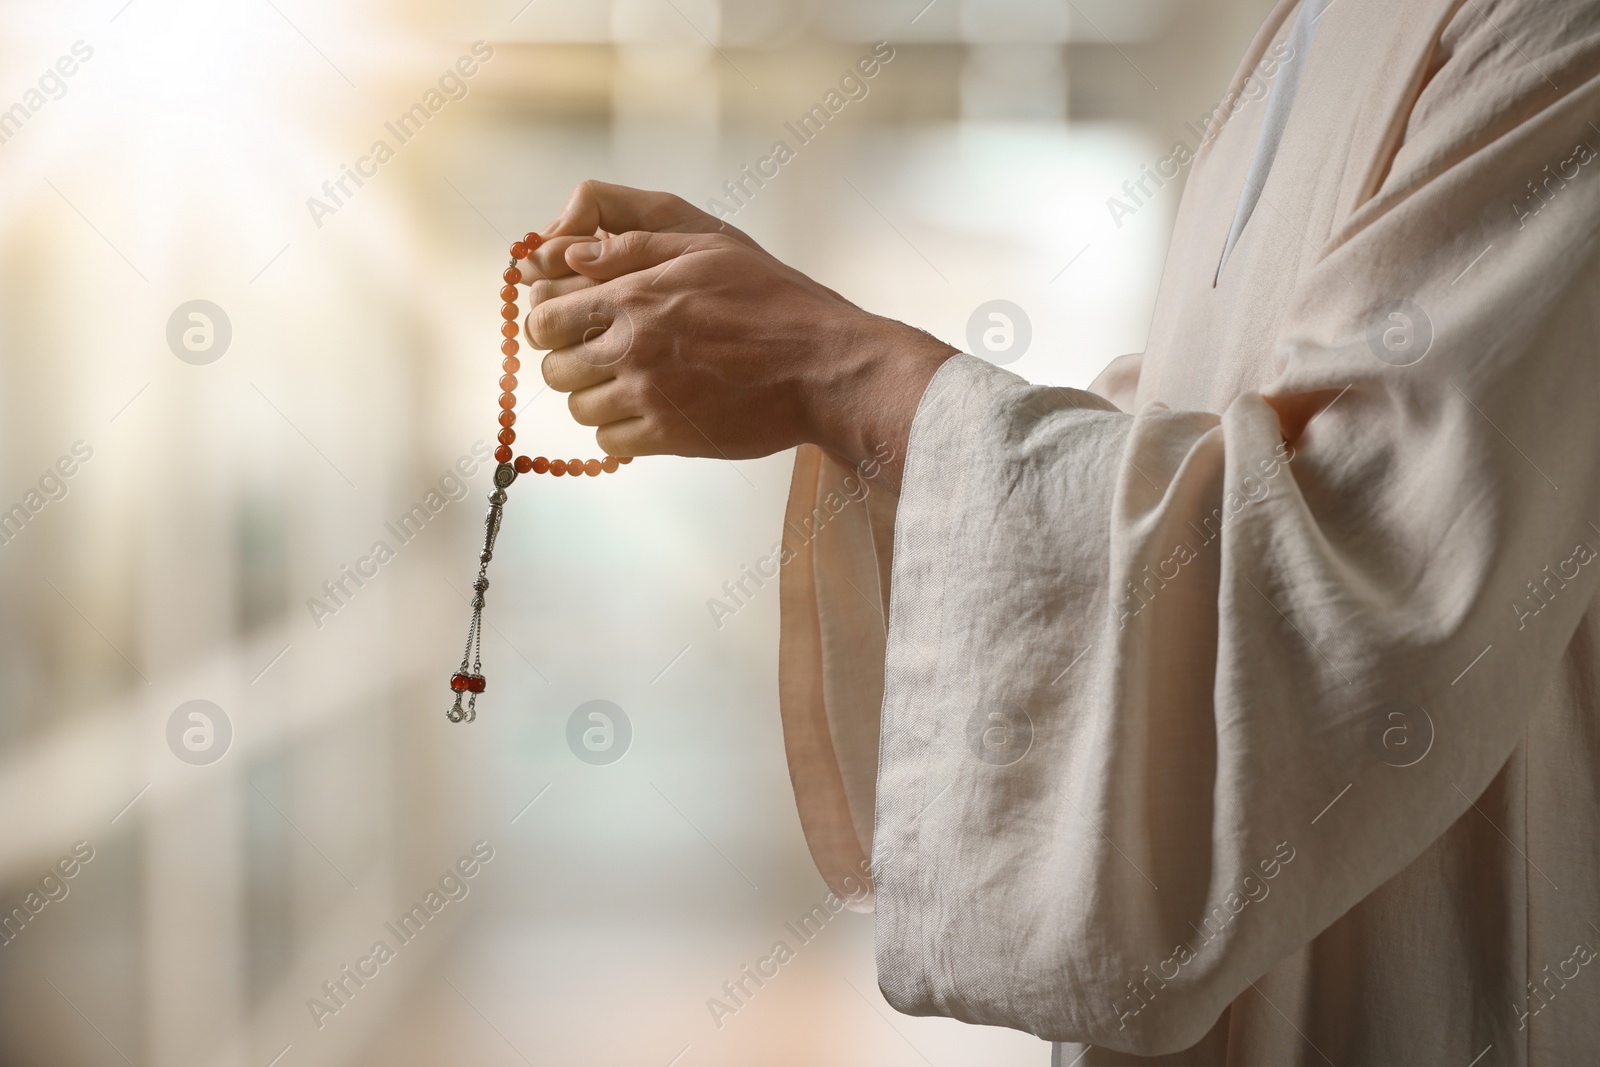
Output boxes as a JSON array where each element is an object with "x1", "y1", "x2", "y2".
[{"x1": 447, "y1": 462, "x2": 518, "y2": 722}]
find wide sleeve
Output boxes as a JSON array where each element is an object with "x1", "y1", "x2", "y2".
[
  {"x1": 776, "y1": 359, "x2": 1144, "y2": 911},
  {"x1": 777, "y1": 442, "x2": 898, "y2": 909},
  {"x1": 869, "y1": 48, "x2": 1600, "y2": 1059}
]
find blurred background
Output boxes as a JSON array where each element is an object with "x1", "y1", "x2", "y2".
[{"x1": 0, "y1": 1, "x2": 1274, "y2": 1063}]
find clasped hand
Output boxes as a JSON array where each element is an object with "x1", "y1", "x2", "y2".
[{"x1": 515, "y1": 181, "x2": 955, "y2": 488}]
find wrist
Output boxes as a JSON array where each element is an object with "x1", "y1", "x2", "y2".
[{"x1": 805, "y1": 312, "x2": 957, "y2": 491}]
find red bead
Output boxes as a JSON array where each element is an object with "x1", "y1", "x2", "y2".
[
  {"x1": 567, "y1": 458, "x2": 583, "y2": 476},
  {"x1": 523, "y1": 232, "x2": 542, "y2": 249},
  {"x1": 500, "y1": 374, "x2": 517, "y2": 391},
  {"x1": 499, "y1": 410, "x2": 516, "y2": 427},
  {"x1": 498, "y1": 428, "x2": 515, "y2": 446},
  {"x1": 510, "y1": 242, "x2": 529, "y2": 259},
  {"x1": 450, "y1": 673, "x2": 486, "y2": 693},
  {"x1": 494, "y1": 445, "x2": 512, "y2": 463},
  {"x1": 514, "y1": 455, "x2": 534, "y2": 474},
  {"x1": 549, "y1": 459, "x2": 567, "y2": 476},
  {"x1": 500, "y1": 285, "x2": 518, "y2": 302},
  {"x1": 499, "y1": 392, "x2": 516, "y2": 410},
  {"x1": 500, "y1": 303, "x2": 518, "y2": 321},
  {"x1": 532, "y1": 456, "x2": 550, "y2": 474},
  {"x1": 501, "y1": 321, "x2": 518, "y2": 339},
  {"x1": 584, "y1": 459, "x2": 601, "y2": 476},
  {"x1": 619, "y1": 456, "x2": 633, "y2": 464},
  {"x1": 602, "y1": 456, "x2": 619, "y2": 473},
  {"x1": 502, "y1": 355, "x2": 521, "y2": 374},
  {"x1": 502, "y1": 339, "x2": 519, "y2": 357},
  {"x1": 503, "y1": 267, "x2": 522, "y2": 285}
]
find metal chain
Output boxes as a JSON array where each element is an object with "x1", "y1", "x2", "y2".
[{"x1": 447, "y1": 471, "x2": 513, "y2": 723}]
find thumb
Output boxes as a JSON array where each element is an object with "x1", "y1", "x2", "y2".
[{"x1": 564, "y1": 230, "x2": 717, "y2": 281}]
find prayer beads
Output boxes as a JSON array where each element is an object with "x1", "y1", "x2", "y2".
[{"x1": 447, "y1": 230, "x2": 634, "y2": 723}]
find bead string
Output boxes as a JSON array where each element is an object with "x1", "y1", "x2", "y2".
[
  {"x1": 447, "y1": 231, "x2": 632, "y2": 723},
  {"x1": 494, "y1": 233, "x2": 632, "y2": 478}
]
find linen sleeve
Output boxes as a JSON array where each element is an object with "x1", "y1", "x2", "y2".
[
  {"x1": 774, "y1": 349, "x2": 1146, "y2": 910},
  {"x1": 777, "y1": 442, "x2": 898, "y2": 910}
]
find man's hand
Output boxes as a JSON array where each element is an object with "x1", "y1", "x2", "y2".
[
  {"x1": 512, "y1": 181, "x2": 769, "y2": 306},
  {"x1": 519, "y1": 181, "x2": 956, "y2": 486}
]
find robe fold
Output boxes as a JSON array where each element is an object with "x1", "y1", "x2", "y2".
[{"x1": 778, "y1": 0, "x2": 1600, "y2": 1062}]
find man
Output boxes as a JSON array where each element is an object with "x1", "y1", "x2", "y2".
[{"x1": 519, "y1": 0, "x2": 1600, "y2": 1061}]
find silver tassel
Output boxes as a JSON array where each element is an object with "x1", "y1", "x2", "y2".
[{"x1": 447, "y1": 462, "x2": 517, "y2": 722}]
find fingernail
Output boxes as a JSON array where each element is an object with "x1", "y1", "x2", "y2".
[
  {"x1": 541, "y1": 215, "x2": 563, "y2": 235},
  {"x1": 566, "y1": 242, "x2": 600, "y2": 263}
]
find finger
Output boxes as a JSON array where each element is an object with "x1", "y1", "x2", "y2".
[
  {"x1": 543, "y1": 179, "x2": 760, "y2": 250},
  {"x1": 542, "y1": 345, "x2": 617, "y2": 394},
  {"x1": 566, "y1": 378, "x2": 638, "y2": 428},
  {"x1": 524, "y1": 283, "x2": 616, "y2": 351},
  {"x1": 544, "y1": 181, "x2": 709, "y2": 240},
  {"x1": 563, "y1": 229, "x2": 724, "y2": 282},
  {"x1": 514, "y1": 235, "x2": 599, "y2": 282},
  {"x1": 524, "y1": 274, "x2": 598, "y2": 308},
  {"x1": 595, "y1": 416, "x2": 658, "y2": 458}
]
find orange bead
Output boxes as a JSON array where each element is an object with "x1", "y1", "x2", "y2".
[
  {"x1": 450, "y1": 672, "x2": 486, "y2": 693},
  {"x1": 499, "y1": 392, "x2": 516, "y2": 410},
  {"x1": 500, "y1": 285, "x2": 518, "y2": 302},
  {"x1": 500, "y1": 374, "x2": 517, "y2": 391},
  {"x1": 602, "y1": 456, "x2": 619, "y2": 473},
  {"x1": 549, "y1": 459, "x2": 567, "y2": 476},
  {"x1": 523, "y1": 232, "x2": 542, "y2": 249},
  {"x1": 501, "y1": 321, "x2": 518, "y2": 339},
  {"x1": 495, "y1": 445, "x2": 512, "y2": 463},
  {"x1": 514, "y1": 455, "x2": 534, "y2": 474},
  {"x1": 584, "y1": 459, "x2": 601, "y2": 476},
  {"x1": 502, "y1": 355, "x2": 520, "y2": 374},
  {"x1": 502, "y1": 339, "x2": 519, "y2": 357},
  {"x1": 500, "y1": 303, "x2": 518, "y2": 321},
  {"x1": 568, "y1": 458, "x2": 583, "y2": 476},
  {"x1": 619, "y1": 456, "x2": 633, "y2": 464},
  {"x1": 498, "y1": 410, "x2": 515, "y2": 427},
  {"x1": 503, "y1": 267, "x2": 522, "y2": 285},
  {"x1": 498, "y1": 428, "x2": 515, "y2": 446},
  {"x1": 532, "y1": 456, "x2": 550, "y2": 474},
  {"x1": 510, "y1": 242, "x2": 529, "y2": 259}
]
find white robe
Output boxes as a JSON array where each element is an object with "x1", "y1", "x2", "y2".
[{"x1": 778, "y1": 0, "x2": 1600, "y2": 1062}]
